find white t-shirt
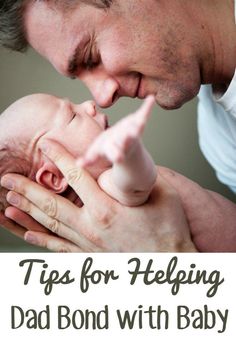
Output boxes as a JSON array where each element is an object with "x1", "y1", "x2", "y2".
[
  {"x1": 197, "y1": 1, "x2": 236, "y2": 194},
  {"x1": 198, "y1": 79, "x2": 236, "y2": 193}
]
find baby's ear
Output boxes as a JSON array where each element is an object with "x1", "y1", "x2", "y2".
[{"x1": 36, "y1": 163, "x2": 68, "y2": 194}]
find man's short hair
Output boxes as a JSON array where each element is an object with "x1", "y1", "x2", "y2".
[
  {"x1": 0, "y1": 0, "x2": 113, "y2": 52},
  {"x1": 0, "y1": 0, "x2": 27, "y2": 51}
]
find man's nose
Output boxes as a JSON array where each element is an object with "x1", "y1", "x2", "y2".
[{"x1": 80, "y1": 71, "x2": 120, "y2": 108}]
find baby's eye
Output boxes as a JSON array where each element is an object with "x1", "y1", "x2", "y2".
[{"x1": 69, "y1": 112, "x2": 77, "y2": 123}]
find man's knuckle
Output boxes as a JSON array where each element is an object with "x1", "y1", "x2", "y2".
[
  {"x1": 47, "y1": 218, "x2": 60, "y2": 234},
  {"x1": 65, "y1": 168, "x2": 83, "y2": 185},
  {"x1": 17, "y1": 181, "x2": 26, "y2": 196},
  {"x1": 95, "y1": 207, "x2": 114, "y2": 228},
  {"x1": 52, "y1": 152, "x2": 63, "y2": 163},
  {"x1": 65, "y1": 213, "x2": 77, "y2": 227},
  {"x1": 84, "y1": 229, "x2": 101, "y2": 247},
  {"x1": 58, "y1": 245, "x2": 71, "y2": 253},
  {"x1": 19, "y1": 197, "x2": 31, "y2": 214},
  {"x1": 43, "y1": 197, "x2": 57, "y2": 217}
]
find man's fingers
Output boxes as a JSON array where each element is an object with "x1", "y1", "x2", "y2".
[
  {"x1": 0, "y1": 211, "x2": 26, "y2": 239},
  {"x1": 1, "y1": 176, "x2": 82, "y2": 228},
  {"x1": 6, "y1": 191, "x2": 78, "y2": 241},
  {"x1": 39, "y1": 139, "x2": 110, "y2": 206},
  {"x1": 24, "y1": 231, "x2": 82, "y2": 252},
  {"x1": 6, "y1": 191, "x2": 101, "y2": 251},
  {"x1": 1, "y1": 172, "x2": 114, "y2": 244},
  {"x1": 5, "y1": 206, "x2": 50, "y2": 233}
]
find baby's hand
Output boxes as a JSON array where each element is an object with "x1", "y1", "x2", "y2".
[{"x1": 78, "y1": 95, "x2": 155, "y2": 166}]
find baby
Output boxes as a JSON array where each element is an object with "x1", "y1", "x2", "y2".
[{"x1": 0, "y1": 94, "x2": 157, "y2": 213}]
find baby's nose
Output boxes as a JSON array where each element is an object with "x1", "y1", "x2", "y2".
[{"x1": 84, "y1": 101, "x2": 97, "y2": 117}]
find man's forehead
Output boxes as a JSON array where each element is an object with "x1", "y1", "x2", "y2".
[{"x1": 24, "y1": 0, "x2": 86, "y2": 76}]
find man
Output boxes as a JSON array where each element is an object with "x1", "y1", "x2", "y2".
[{"x1": 0, "y1": 0, "x2": 235, "y2": 252}]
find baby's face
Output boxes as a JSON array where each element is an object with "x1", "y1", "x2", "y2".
[
  {"x1": 41, "y1": 95, "x2": 107, "y2": 150},
  {"x1": 43, "y1": 95, "x2": 110, "y2": 176},
  {"x1": 2, "y1": 94, "x2": 110, "y2": 177},
  {"x1": 41, "y1": 94, "x2": 110, "y2": 176}
]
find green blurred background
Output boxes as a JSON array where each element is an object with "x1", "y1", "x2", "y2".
[{"x1": 0, "y1": 46, "x2": 235, "y2": 251}]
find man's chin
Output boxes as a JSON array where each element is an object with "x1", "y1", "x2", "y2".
[
  {"x1": 157, "y1": 99, "x2": 184, "y2": 110},
  {"x1": 154, "y1": 85, "x2": 198, "y2": 110}
]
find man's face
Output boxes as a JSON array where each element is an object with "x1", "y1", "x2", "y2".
[{"x1": 24, "y1": 0, "x2": 202, "y2": 109}]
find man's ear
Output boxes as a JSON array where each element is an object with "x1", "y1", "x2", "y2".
[{"x1": 36, "y1": 162, "x2": 68, "y2": 194}]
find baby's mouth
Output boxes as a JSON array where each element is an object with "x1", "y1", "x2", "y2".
[
  {"x1": 94, "y1": 110, "x2": 109, "y2": 130},
  {"x1": 98, "y1": 113, "x2": 109, "y2": 130}
]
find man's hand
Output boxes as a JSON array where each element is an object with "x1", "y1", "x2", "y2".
[{"x1": 0, "y1": 140, "x2": 196, "y2": 252}]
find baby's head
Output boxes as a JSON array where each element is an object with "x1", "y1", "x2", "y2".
[{"x1": 0, "y1": 93, "x2": 109, "y2": 211}]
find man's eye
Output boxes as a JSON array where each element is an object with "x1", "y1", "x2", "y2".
[
  {"x1": 83, "y1": 49, "x2": 100, "y2": 70},
  {"x1": 85, "y1": 55, "x2": 95, "y2": 70}
]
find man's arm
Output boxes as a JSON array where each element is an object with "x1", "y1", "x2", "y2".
[{"x1": 159, "y1": 166, "x2": 236, "y2": 252}]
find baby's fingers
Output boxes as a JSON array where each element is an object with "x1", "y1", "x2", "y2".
[
  {"x1": 122, "y1": 95, "x2": 155, "y2": 137},
  {"x1": 136, "y1": 95, "x2": 155, "y2": 121}
]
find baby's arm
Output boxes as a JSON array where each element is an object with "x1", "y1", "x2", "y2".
[{"x1": 79, "y1": 96, "x2": 157, "y2": 206}]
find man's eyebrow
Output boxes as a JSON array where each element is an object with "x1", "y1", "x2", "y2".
[{"x1": 67, "y1": 45, "x2": 81, "y2": 79}]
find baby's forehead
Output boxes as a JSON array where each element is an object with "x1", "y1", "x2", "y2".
[
  {"x1": 18, "y1": 94, "x2": 62, "y2": 118},
  {"x1": 0, "y1": 94, "x2": 68, "y2": 152},
  {"x1": 24, "y1": 93, "x2": 60, "y2": 111},
  {"x1": 5, "y1": 93, "x2": 58, "y2": 114},
  {"x1": 2, "y1": 94, "x2": 64, "y2": 134}
]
